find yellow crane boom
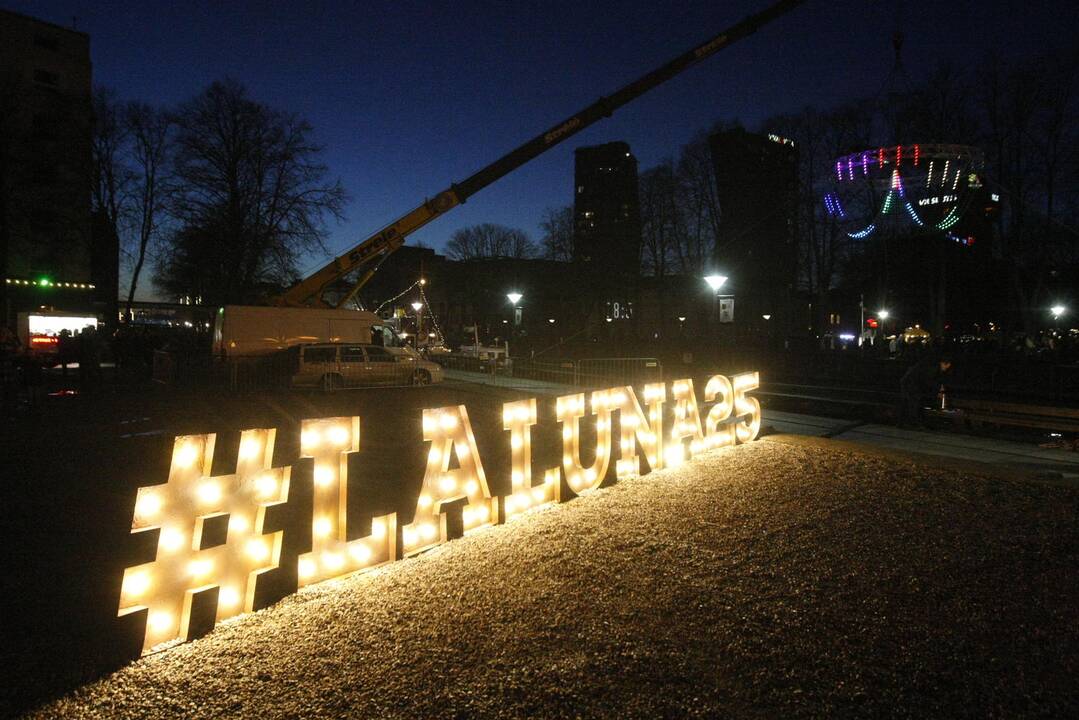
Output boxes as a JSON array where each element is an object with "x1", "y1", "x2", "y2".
[{"x1": 275, "y1": 0, "x2": 805, "y2": 308}]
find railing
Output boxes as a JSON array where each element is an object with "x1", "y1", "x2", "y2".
[{"x1": 436, "y1": 356, "x2": 664, "y2": 390}]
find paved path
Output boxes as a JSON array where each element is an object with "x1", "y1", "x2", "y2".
[
  {"x1": 443, "y1": 369, "x2": 577, "y2": 394},
  {"x1": 443, "y1": 370, "x2": 1079, "y2": 480},
  {"x1": 763, "y1": 408, "x2": 1079, "y2": 480}
]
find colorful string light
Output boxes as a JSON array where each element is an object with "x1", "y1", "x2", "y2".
[
  {"x1": 847, "y1": 224, "x2": 875, "y2": 239},
  {"x1": 904, "y1": 202, "x2": 925, "y2": 226}
]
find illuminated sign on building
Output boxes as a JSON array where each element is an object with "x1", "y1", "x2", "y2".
[
  {"x1": 117, "y1": 374, "x2": 761, "y2": 653},
  {"x1": 767, "y1": 133, "x2": 794, "y2": 147},
  {"x1": 917, "y1": 194, "x2": 959, "y2": 207}
]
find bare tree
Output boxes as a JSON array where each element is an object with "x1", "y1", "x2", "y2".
[
  {"x1": 445, "y1": 223, "x2": 537, "y2": 260},
  {"x1": 674, "y1": 133, "x2": 722, "y2": 276},
  {"x1": 156, "y1": 79, "x2": 346, "y2": 304},
  {"x1": 539, "y1": 206, "x2": 574, "y2": 261},
  {"x1": 91, "y1": 87, "x2": 131, "y2": 256},
  {"x1": 638, "y1": 162, "x2": 680, "y2": 278},
  {"x1": 123, "y1": 102, "x2": 172, "y2": 315}
]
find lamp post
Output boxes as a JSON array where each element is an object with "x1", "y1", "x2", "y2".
[
  {"x1": 507, "y1": 292, "x2": 523, "y2": 328},
  {"x1": 411, "y1": 302, "x2": 423, "y2": 344},
  {"x1": 704, "y1": 274, "x2": 728, "y2": 335},
  {"x1": 1051, "y1": 304, "x2": 1066, "y2": 329},
  {"x1": 877, "y1": 308, "x2": 889, "y2": 347}
]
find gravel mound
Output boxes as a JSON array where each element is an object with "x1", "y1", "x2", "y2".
[{"x1": 29, "y1": 438, "x2": 1079, "y2": 718}]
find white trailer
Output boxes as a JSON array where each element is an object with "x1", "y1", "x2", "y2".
[{"x1": 212, "y1": 305, "x2": 400, "y2": 358}]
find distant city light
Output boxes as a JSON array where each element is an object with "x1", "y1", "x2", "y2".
[
  {"x1": 506, "y1": 292, "x2": 523, "y2": 305},
  {"x1": 411, "y1": 302, "x2": 422, "y2": 312},
  {"x1": 1051, "y1": 305, "x2": 1066, "y2": 319},
  {"x1": 878, "y1": 309, "x2": 890, "y2": 320}
]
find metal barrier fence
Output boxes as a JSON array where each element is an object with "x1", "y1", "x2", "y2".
[{"x1": 435, "y1": 355, "x2": 663, "y2": 390}]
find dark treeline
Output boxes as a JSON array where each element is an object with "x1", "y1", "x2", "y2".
[{"x1": 92, "y1": 79, "x2": 346, "y2": 310}]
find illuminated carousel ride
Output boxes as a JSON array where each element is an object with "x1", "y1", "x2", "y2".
[{"x1": 823, "y1": 143, "x2": 984, "y2": 246}]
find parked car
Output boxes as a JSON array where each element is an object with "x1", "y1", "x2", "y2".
[{"x1": 292, "y1": 343, "x2": 443, "y2": 391}]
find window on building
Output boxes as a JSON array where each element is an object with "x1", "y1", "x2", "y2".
[
  {"x1": 34, "y1": 34, "x2": 60, "y2": 51},
  {"x1": 33, "y1": 69, "x2": 59, "y2": 86},
  {"x1": 31, "y1": 113, "x2": 57, "y2": 140},
  {"x1": 31, "y1": 165, "x2": 59, "y2": 185}
]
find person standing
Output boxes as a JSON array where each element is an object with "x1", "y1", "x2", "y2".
[{"x1": 898, "y1": 355, "x2": 952, "y2": 428}]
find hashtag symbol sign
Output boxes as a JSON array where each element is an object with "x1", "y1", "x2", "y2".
[{"x1": 117, "y1": 428, "x2": 292, "y2": 652}]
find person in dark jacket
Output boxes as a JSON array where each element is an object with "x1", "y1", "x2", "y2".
[{"x1": 898, "y1": 355, "x2": 952, "y2": 428}]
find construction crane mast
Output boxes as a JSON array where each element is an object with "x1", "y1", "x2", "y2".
[{"x1": 275, "y1": 0, "x2": 805, "y2": 308}]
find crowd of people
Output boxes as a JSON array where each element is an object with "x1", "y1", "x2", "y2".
[{"x1": 0, "y1": 323, "x2": 171, "y2": 412}]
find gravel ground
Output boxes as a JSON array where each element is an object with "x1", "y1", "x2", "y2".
[{"x1": 27, "y1": 437, "x2": 1079, "y2": 719}]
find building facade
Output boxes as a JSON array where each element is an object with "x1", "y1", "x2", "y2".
[
  {"x1": 0, "y1": 9, "x2": 99, "y2": 327},
  {"x1": 573, "y1": 141, "x2": 641, "y2": 328},
  {"x1": 709, "y1": 129, "x2": 798, "y2": 334}
]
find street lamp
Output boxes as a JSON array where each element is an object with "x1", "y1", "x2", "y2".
[
  {"x1": 703, "y1": 275, "x2": 727, "y2": 292},
  {"x1": 1051, "y1": 304, "x2": 1066, "y2": 331},
  {"x1": 506, "y1": 292, "x2": 523, "y2": 332},
  {"x1": 411, "y1": 302, "x2": 423, "y2": 343},
  {"x1": 704, "y1": 275, "x2": 728, "y2": 334},
  {"x1": 876, "y1": 309, "x2": 890, "y2": 348}
]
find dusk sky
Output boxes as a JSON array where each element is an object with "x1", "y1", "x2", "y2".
[{"x1": 8, "y1": 0, "x2": 1075, "y2": 285}]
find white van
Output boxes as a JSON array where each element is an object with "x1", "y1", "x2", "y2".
[{"x1": 291, "y1": 343, "x2": 444, "y2": 391}]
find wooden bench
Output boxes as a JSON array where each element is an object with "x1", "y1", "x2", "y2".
[{"x1": 934, "y1": 398, "x2": 1079, "y2": 434}]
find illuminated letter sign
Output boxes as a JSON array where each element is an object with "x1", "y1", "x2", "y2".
[
  {"x1": 667, "y1": 378, "x2": 706, "y2": 468},
  {"x1": 611, "y1": 383, "x2": 665, "y2": 478},
  {"x1": 118, "y1": 375, "x2": 761, "y2": 652},
  {"x1": 118, "y1": 429, "x2": 292, "y2": 651},
  {"x1": 556, "y1": 390, "x2": 615, "y2": 496},
  {"x1": 297, "y1": 417, "x2": 395, "y2": 585},
  {"x1": 403, "y1": 405, "x2": 496, "y2": 555},
  {"x1": 503, "y1": 398, "x2": 559, "y2": 520}
]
